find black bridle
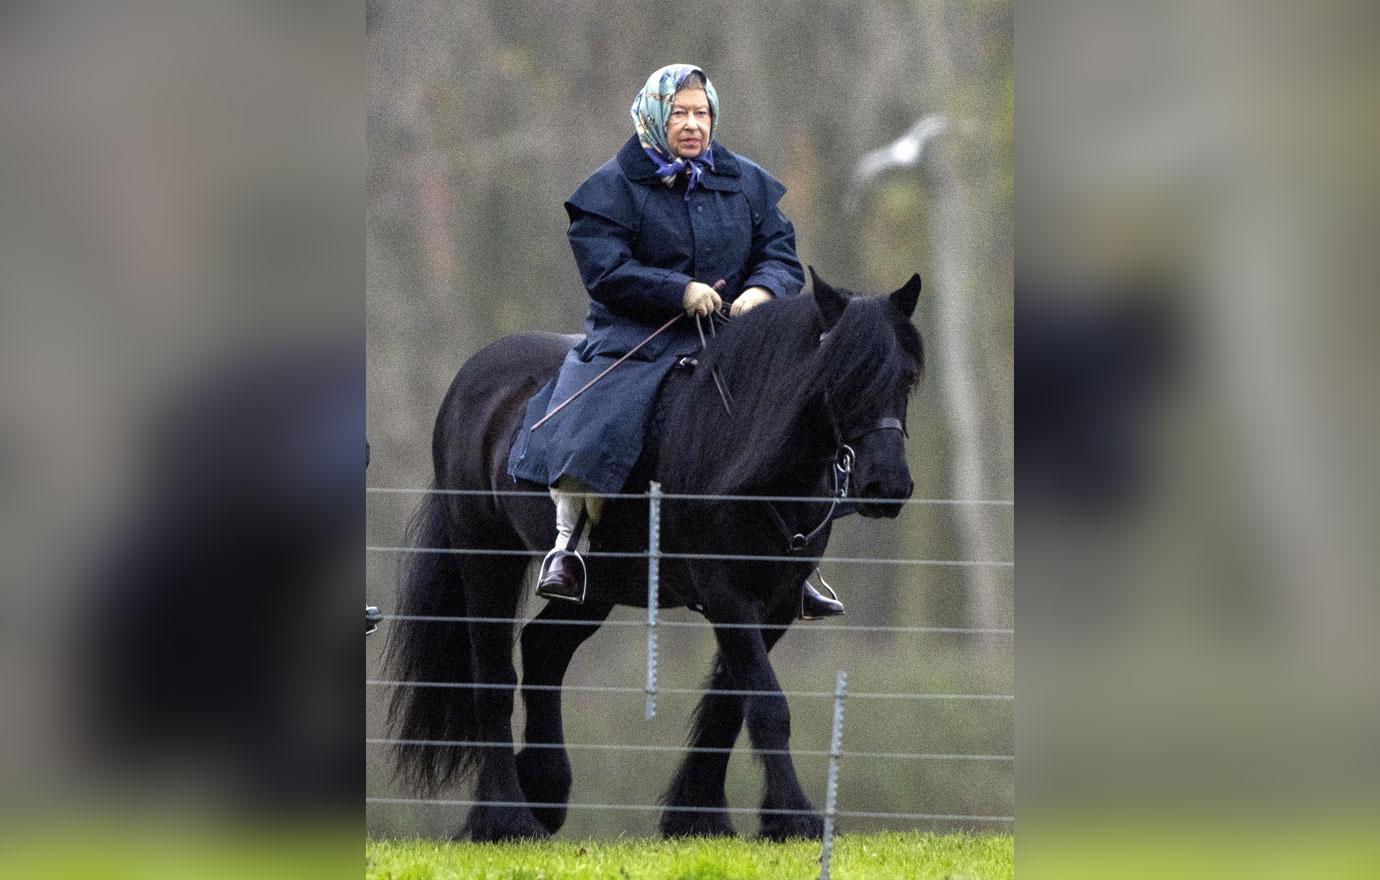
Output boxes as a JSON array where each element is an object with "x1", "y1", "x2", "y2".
[
  {"x1": 692, "y1": 313, "x2": 906, "y2": 553},
  {"x1": 765, "y1": 415, "x2": 906, "y2": 553}
]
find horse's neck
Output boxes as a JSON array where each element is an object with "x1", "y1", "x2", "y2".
[
  {"x1": 764, "y1": 430, "x2": 833, "y2": 495},
  {"x1": 702, "y1": 353, "x2": 833, "y2": 495},
  {"x1": 654, "y1": 300, "x2": 838, "y2": 493}
]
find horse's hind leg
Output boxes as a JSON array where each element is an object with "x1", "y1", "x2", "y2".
[
  {"x1": 457, "y1": 553, "x2": 550, "y2": 842},
  {"x1": 659, "y1": 657, "x2": 741, "y2": 838},
  {"x1": 516, "y1": 600, "x2": 612, "y2": 834},
  {"x1": 660, "y1": 600, "x2": 795, "y2": 839}
]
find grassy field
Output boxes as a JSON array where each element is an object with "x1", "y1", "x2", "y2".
[{"x1": 365, "y1": 831, "x2": 1014, "y2": 880}]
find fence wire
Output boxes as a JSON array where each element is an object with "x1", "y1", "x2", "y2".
[
  {"x1": 368, "y1": 680, "x2": 1013, "y2": 702},
  {"x1": 366, "y1": 738, "x2": 1013, "y2": 762},
  {"x1": 379, "y1": 613, "x2": 1012, "y2": 636},
  {"x1": 368, "y1": 486, "x2": 1013, "y2": 506},
  {"x1": 367, "y1": 796, "x2": 1013, "y2": 824},
  {"x1": 368, "y1": 544, "x2": 1012, "y2": 567}
]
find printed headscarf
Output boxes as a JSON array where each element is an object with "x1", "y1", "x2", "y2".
[{"x1": 630, "y1": 64, "x2": 720, "y2": 195}]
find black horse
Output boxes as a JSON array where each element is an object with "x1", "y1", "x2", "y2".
[{"x1": 385, "y1": 269, "x2": 924, "y2": 842}]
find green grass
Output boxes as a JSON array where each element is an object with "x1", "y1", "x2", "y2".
[
  {"x1": 2, "y1": 819, "x2": 360, "y2": 880},
  {"x1": 365, "y1": 831, "x2": 1013, "y2": 880}
]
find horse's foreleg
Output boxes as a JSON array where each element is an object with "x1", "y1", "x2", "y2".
[
  {"x1": 708, "y1": 599, "x2": 823, "y2": 842},
  {"x1": 659, "y1": 609, "x2": 793, "y2": 839},
  {"x1": 458, "y1": 555, "x2": 549, "y2": 842},
  {"x1": 516, "y1": 600, "x2": 612, "y2": 834}
]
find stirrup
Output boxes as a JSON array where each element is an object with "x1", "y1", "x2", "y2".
[
  {"x1": 536, "y1": 547, "x2": 588, "y2": 604},
  {"x1": 799, "y1": 569, "x2": 844, "y2": 620}
]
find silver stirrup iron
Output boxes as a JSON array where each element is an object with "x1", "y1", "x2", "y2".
[
  {"x1": 535, "y1": 547, "x2": 588, "y2": 604},
  {"x1": 800, "y1": 569, "x2": 841, "y2": 620}
]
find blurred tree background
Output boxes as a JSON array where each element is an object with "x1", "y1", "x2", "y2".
[{"x1": 367, "y1": 0, "x2": 1011, "y2": 838}]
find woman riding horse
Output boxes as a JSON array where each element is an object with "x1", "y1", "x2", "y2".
[{"x1": 507, "y1": 63, "x2": 843, "y2": 617}]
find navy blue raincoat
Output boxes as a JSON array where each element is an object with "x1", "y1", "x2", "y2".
[{"x1": 508, "y1": 134, "x2": 805, "y2": 493}]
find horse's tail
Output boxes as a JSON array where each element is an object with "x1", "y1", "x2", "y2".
[{"x1": 384, "y1": 488, "x2": 479, "y2": 795}]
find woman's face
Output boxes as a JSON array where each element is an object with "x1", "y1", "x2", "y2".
[{"x1": 666, "y1": 87, "x2": 712, "y2": 159}]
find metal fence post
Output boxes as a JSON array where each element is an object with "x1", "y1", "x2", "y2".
[
  {"x1": 819, "y1": 670, "x2": 848, "y2": 880},
  {"x1": 644, "y1": 482, "x2": 661, "y2": 720}
]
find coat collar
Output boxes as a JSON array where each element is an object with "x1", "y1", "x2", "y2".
[{"x1": 615, "y1": 134, "x2": 741, "y2": 192}]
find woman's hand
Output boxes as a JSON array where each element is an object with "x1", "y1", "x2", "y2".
[
  {"x1": 729, "y1": 286, "x2": 774, "y2": 318},
  {"x1": 683, "y1": 280, "x2": 725, "y2": 317}
]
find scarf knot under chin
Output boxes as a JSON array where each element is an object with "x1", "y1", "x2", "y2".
[{"x1": 629, "y1": 63, "x2": 720, "y2": 196}]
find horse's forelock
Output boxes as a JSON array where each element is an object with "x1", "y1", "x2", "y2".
[{"x1": 817, "y1": 296, "x2": 922, "y2": 417}]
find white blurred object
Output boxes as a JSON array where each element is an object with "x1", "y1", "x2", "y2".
[{"x1": 844, "y1": 114, "x2": 949, "y2": 214}]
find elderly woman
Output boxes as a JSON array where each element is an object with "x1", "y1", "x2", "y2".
[{"x1": 508, "y1": 63, "x2": 842, "y2": 618}]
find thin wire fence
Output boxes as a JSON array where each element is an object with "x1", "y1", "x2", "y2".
[
  {"x1": 368, "y1": 679, "x2": 1011, "y2": 701},
  {"x1": 368, "y1": 545, "x2": 1012, "y2": 567},
  {"x1": 367, "y1": 481, "x2": 1014, "y2": 842},
  {"x1": 380, "y1": 613, "x2": 1012, "y2": 635},
  {"x1": 366, "y1": 738, "x2": 1013, "y2": 762},
  {"x1": 367, "y1": 797, "x2": 1013, "y2": 824},
  {"x1": 368, "y1": 485, "x2": 1014, "y2": 506}
]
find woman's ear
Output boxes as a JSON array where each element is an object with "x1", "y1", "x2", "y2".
[{"x1": 809, "y1": 266, "x2": 848, "y2": 330}]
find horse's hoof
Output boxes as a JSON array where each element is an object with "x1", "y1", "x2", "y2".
[
  {"x1": 660, "y1": 807, "x2": 737, "y2": 839},
  {"x1": 462, "y1": 804, "x2": 552, "y2": 842},
  {"x1": 758, "y1": 809, "x2": 825, "y2": 842},
  {"x1": 515, "y1": 747, "x2": 572, "y2": 834}
]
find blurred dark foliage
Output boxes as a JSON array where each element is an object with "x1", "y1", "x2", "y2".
[
  {"x1": 1016, "y1": 290, "x2": 1175, "y2": 515},
  {"x1": 75, "y1": 341, "x2": 363, "y2": 812}
]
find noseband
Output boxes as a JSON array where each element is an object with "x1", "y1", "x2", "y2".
[{"x1": 849, "y1": 416, "x2": 906, "y2": 439}]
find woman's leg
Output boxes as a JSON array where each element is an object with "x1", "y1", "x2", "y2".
[{"x1": 537, "y1": 477, "x2": 603, "y2": 601}]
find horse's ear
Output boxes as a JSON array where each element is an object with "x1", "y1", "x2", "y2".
[
  {"x1": 809, "y1": 266, "x2": 848, "y2": 330},
  {"x1": 889, "y1": 273, "x2": 922, "y2": 318}
]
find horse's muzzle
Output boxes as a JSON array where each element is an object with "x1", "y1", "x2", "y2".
[
  {"x1": 856, "y1": 477, "x2": 912, "y2": 518},
  {"x1": 858, "y1": 500, "x2": 904, "y2": 519}
]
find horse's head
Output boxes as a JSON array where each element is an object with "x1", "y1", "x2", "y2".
[{"x1": 810, "y1": 268, "x2": 924, "y2": 518}]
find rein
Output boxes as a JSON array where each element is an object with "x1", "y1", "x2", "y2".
[{"x1": 692, "y1": 313, "x2": 905, "y2": 553}]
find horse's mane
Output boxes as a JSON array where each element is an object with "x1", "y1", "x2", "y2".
[{"x1": 661, "y1": 289, "x2": 923, "y2": 496}]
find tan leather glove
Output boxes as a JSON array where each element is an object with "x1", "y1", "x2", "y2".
[
  {"x1": 729, "y1": 286, "x2": 774, "y2": 318},
  {"x1": 682, "y1": 280, "x2": 724, "y2": 317}
]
